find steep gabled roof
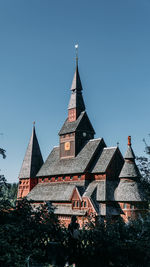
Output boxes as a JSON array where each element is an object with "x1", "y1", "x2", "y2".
[
  {"x1": 37, "y1": 138, "x2": 104, "y2": 177},
  {"x1": 59, "y1": 111, "x2": 95, "y2": 135},
  {"x1": 92, "y1": 147, "x2": 118, "y2": 173},
  {"x1": 19, "y1": 126, "x2": 43, "y2": 179}
]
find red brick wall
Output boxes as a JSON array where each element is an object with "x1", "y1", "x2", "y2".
[
  {"x1": 17, "y1": 178, "x2": 38, "y2": 199},
  {"x1": 68, "y1": 108, "x2": 77, "y2": 122}
]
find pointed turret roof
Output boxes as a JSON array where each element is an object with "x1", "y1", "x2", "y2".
[
  {"x1": 70, "y1": 64, "x2": 83, "y2": 91},
  {"x1": 19, "y1": 124, "x2": 43, "y2": 179},
  {"x1": 68, "y1": 62, "x2": 85, "y2": 111},
  {"x1": 124, "y1": 136, "x2": 135, "y2": 159},
  {"x1": 119, "y1": 136, "x2": 140, "y2": 179},
  {"x1": 116, "y1": 137, "x2": 147, "y2": 202}
]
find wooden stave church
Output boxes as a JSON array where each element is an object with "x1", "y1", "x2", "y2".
[{"x1": 17, "y1": 58, "x2": 148, "y2": 226}]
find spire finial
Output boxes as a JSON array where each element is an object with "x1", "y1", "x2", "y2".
[
  {"x1": 128, "y1": 136, "x2": 131, "y2": 146},
  {"x1": 75, "y1": 44, "x2": 78, "y2": 67},
  {"x1": 33, "y1": 121, "x2": 35, "y2": 128}
]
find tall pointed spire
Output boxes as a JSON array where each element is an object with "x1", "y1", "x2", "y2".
[
  {"x1": 119, "y1": 136, "x2": 140, "y2": 179},
  {"x1": 19, "y1": 123, "x2": 43, "y2": 179},
  {"x1": 68, "y1": 45, "x2": 85, "y2": 121}
]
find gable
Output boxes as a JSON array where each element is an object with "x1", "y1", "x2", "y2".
[
  {"x1": 71, "y1": 187, "x2": 82, "y2": 201},
  {"x1": 91, "y1": 147, "x2": 123, "y2": 174}
]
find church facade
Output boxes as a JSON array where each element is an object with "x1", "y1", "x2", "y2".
[{"x1": 17, "y1": 59, "x2": 148, "y2": 226}]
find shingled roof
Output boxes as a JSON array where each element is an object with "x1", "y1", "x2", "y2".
[
  {"x1": 119, "y1": 139, "x2": 140, "y2": 179},
  {"x1": 92, "y1": 147, "x2": 118, "y2": 173},
  {"x1": 59, "y1": 111, "x2": 95, "y2": 135},
  {"x1": 114, "y1": 180, "x2": 147, "y2": 202},
  {"x1": 117, "y1": 137, "x2": 146, "y2": 201},
  {"x1": 124, "y1": 146, "x2": 135, "y2": 159},
  {"x1": 70, "y1": 64, "x2": 83, "y2": 91},
  {"x1": 27, "y1": 182, "x2": 76, "y2": 202},
  {"x1": 119, "y1": 162, "x2": 141, "y2": 179},
  {"x1": 68, "y1": 64, "x2": 85, "y2": 111},
  {"x1": 82, "y1": 180, "x2": 121, "y2": 215},
  {"x1": 54, "y1": 204, "x2": 86, "y2": 216},
  {"x1": 37, "y1": 138, "x2": 104, "y2": 177},
  {"x1": 19, "y1": 126, "x2": 43, "y2": 179}
]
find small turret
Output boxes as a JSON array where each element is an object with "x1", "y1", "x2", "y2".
[
  {"x1": 115, "y1": 136, "x2": 147, "y2": 220},
  {"x1": 119, "y1": 136, "x2": 140, "y2": 180}
]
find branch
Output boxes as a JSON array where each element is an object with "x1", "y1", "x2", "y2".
[{"x1": 0, "y1": 148, "x2": 6, "y2": 159}]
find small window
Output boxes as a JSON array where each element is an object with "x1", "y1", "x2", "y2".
[
  {"x1": 123, "y1": 203, "x2": 127, "y2": 209},
  {"x1": 77, "y1": 201, "x2": 79, "y2": 207},
  {"x1": 131, "y1": 204, "x2": 134, "y2": 210},
  {"x1": 78, "y1": 175, "x2": 81, "y2": 179},
  {"x1": 73, "y1": 201, "x2": 75, "y2": 207},
  {"x1": 55, "y1": 177, "x2": 58, "y2": 180},
  {"x1": 63, "y1": 176, "x2": 65, "y2": 180},
  {"x1": 70, "y1": 176, "x2": 73, "y2": 180},
  {"x1": 84, "y1": 201, "x2": 87, "y2": 208},
  {"x1": 81, "y1": 201, "x2": 83, "y2": 207}
]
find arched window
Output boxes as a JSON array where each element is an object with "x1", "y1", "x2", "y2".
[
  {"x1": 73, "y1": 201, "x2": 75, "y2": 208},
  {"x1": 84, "y1": 201, "x2": 87, "y2": 208},
  {"x1": 81, "y1": 201, "x2": 83, "y2": 207},
  {"x1": 77, "y1": 201, "x2": 79, "y2": 207}
]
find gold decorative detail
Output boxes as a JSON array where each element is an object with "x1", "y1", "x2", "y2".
[{"x1": 65, "y1": 142, "x2": 70, "y2": 151}]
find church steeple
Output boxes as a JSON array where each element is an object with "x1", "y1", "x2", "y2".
[
  {"x1": 59, "y1": 48, "x2": 95, "y2": 159},
  {"x1": 68, "y1": 45, "x2": 85, "y2": 122},
  {"x1": 18, "y1": 123, "x2": 43, "y2": 179}
]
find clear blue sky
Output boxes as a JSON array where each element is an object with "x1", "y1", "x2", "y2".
[{"x1": 1, "y1": 0, "x2": 150, "y2": 183}]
